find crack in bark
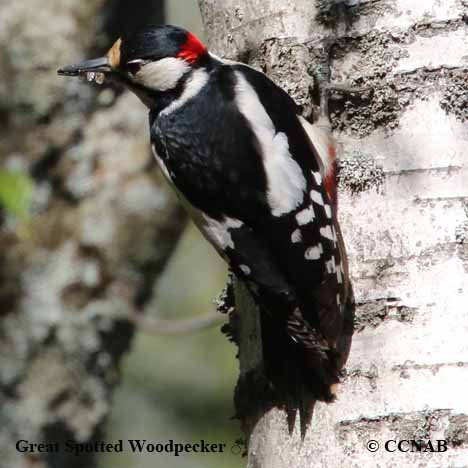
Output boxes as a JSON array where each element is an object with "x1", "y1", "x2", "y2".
[
  {"x1": 393, "y1": 361, "x2": 468, "y2": 378},
  {"x1": 339, "y1": 409, "x2": 468, "y2": 448},
  {"x1": 354, "y1": 299, "x2": 417, "y2": 330},
  {"x1": 343, "y1": 364, "x2": 379, "y2": 389}
]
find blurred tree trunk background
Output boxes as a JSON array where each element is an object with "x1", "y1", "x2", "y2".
[
  {"x1": 199, "y1": 0, "x2": 468, "y2": 466},
  {"x1": 0, "y1": 2, "x2": 189, "y2": 468}
]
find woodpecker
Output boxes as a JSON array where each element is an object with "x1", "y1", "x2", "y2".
[{"x1": 58, "y1": 25, "x2": 354, "y2": 401}]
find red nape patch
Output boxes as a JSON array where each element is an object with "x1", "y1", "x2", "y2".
[{"x1": 177, "y1": 32, "x2": 207, "y2": 63}]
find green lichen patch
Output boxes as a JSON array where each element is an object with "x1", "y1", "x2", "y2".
[{"x1": 0, "y1": 170, "x2": 34, "y2": 219}]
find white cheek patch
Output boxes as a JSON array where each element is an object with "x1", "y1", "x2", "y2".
[
  {"x1": 135, "y1": 57, "x2": 190, "y2": 91},
  {"x1": 234, "y1": 73, "x2": 306, "y2": 217}
]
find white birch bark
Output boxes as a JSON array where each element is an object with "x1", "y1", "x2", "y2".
[{"x1": 199, "y1": 0, "x2": 468, "y2": 466}]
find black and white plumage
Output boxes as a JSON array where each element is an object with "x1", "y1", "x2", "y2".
[{"x1": 58, "y1": 25, "x2": 354, "y2": 402}]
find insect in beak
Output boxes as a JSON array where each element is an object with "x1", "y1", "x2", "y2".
[{"x1": 57, "y1": 56, "x2": 111, "y2": 85}]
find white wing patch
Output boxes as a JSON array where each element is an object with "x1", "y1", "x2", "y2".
[
  {"x1": 149, "y1": 149, "x2": 243, "y2": 255},
  {"x1": 312, "y1": 171, "x2": 322, "y2": 185},
  {"x1": 296, "y1": 205, "x2": 315, "y2": 226},
  {"x1": 291, "y1": 228, "x2": 302, "y2": 243},
  {"x1": 310, "y1": 190, "x2": 324, "y2": 206},
  {"x1": 240, "y1": 264, "x2": 251, "y2": 275},
  {"x1": 234, "y1": 72, "x2": 306, "y2": 217},
  {"x1": 326, "y1": 256, "x2": 337, "y2": 274},
  {"x1": 320, "y1": 225, "x2": 335, "y2": 242},
  {"x1": 201, "y1": 215, "x2": 243, "y2": 250},
  {"x1": 335, "y1": 261, "x2": 343, "y2": 284},
  {"x1": 305, "y1": 244, "x2": 323, "y2": 260}
]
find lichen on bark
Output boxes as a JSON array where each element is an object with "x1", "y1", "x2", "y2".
[{"x1": 0, "y1": 2, "x2": 187, "y2": 468}]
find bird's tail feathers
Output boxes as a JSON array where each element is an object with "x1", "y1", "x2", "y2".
[{"x1": 260, "y1": 307, "x2": 341, "y2": 423}]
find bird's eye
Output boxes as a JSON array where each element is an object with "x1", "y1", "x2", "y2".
[{"x1": 126, "y1": 60, "x2": 145, "y2": 75}]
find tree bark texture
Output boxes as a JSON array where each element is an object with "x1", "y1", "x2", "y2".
[
  {"x1": 0, "y1": 2, "x2": 187, "y2": 468},
  {"x1": 199, "y1": 0, "x2": 468, "y2": 466}
]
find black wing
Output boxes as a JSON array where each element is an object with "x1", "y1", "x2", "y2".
[{"x1": 151, "y1": 62, "x2": 349, "y2": 356}]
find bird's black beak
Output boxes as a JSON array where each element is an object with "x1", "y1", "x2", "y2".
[{"x1": 57, "y1": 56, "x2": 111, "y2": 77}]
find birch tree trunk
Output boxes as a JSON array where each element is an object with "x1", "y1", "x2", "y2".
[
  {"x1": 199, "y1": 1, "x2": 468, "y2": 466},
  {"x1": 0, "y1": 2, "x2": 187, "y2": 468}
]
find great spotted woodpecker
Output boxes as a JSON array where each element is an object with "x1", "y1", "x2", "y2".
[{"x1": 58, "y1": 25, "x2": 354, "y2": 401}]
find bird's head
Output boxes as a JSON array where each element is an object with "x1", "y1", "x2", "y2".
[{"x1": 58, "y1": 25, "x2": 209, "y2": 107}]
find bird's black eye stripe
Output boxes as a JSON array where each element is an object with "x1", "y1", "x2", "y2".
[{"x1": 126, "y1": 60, "x2": 146, "y2": 75}]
